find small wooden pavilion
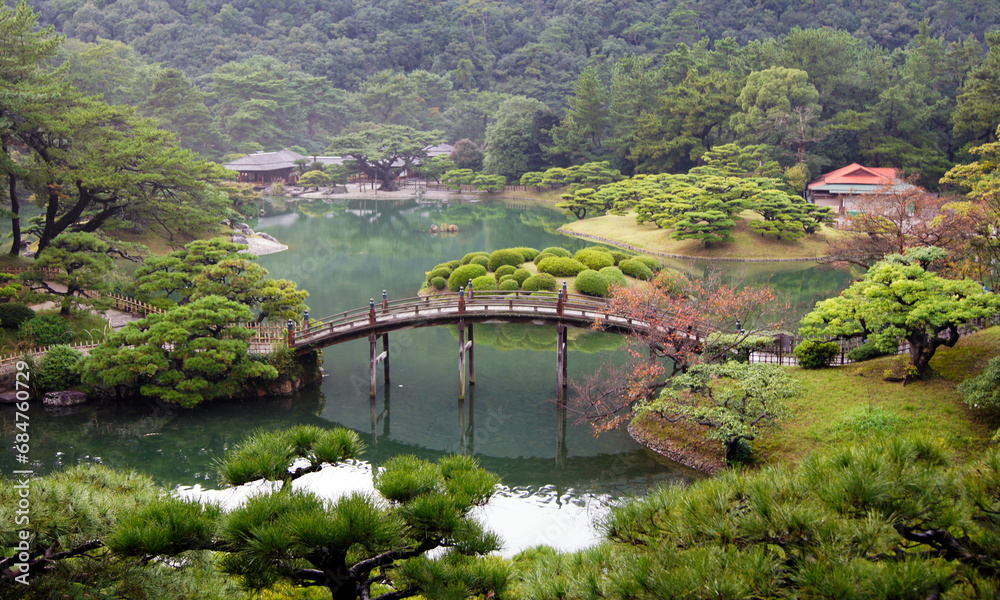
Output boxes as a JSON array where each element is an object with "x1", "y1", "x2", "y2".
[
  {"x1": 806, "y1": 163, "x2": 915, "y2": 214},
  {"x1": 225, "y1": 149, "x2": 306, "y2": 185}
]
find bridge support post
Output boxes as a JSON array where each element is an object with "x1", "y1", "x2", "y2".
[
  {"x1": 458, "y1": 321, "x2": 467, "y2": 401},
  {"x1": 468, "y1": 323, "x2": 475, "y2": 385},
  {"x1": 369, "y1": 332, "x2": 390, "y2": 398},
  {"x1": 556, "y1": 323, "x2": 568, "y2": 391}
]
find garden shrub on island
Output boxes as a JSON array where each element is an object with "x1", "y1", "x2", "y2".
[
  {"x1": 36, "y1": 345, "x2": 84, "y2": 392},
  {"x1": 470, "y1": 275, "x2": 497, "y2": 292},
  {"x1": 494, "y1": 265, "x2": 518, "y2": 280},
  {"x1": 470, "y1": 255, "x2": 489, "y2": 269},
  {"x1": 599, "y1": 266, "x2": 628, "y2": 288},
  {"x1": 488, "y1": 249, "x2": 526, "y2": 271},
  {"x1": 448, "y1": 264, "x2": 488, "y2": 292},
  {"x1": 499, "y1": 279, "x2": 520, "y2": 291},
  {"x1": 533, "y1": 251, "x2": 556, "y2": 265},
  {"x1": 513, "y1": 268, "x2": 532, "y2": 286},
  {"x1": 430, "y1": 276, "x2": 447, "y2": 290},
  {"x1": 522, "y1": 273, "x2": 558, "y2": 292},
  {"x1": 537, "y1": 257, "x2": 589, "y2": 277},
  {"x1": 574, "y1": 269, "x2": 610, "y2": 297},
  {"x1": 619, "y1": 258, "x2": 655, "y2": 280},
  {"x1": 541, "y1": 247, "x2": 571, "y2": 258},
  {"x1": 20, "y1": 315, "x2": 73, "y2": 346},
  {"x1": 461, "y1": 251, "x2": 489, "y2": 265},
  {"x1": 574, "y1": 248, "x2": 615, "y2": 271},
  {"x1": 426, "y1": 266, "x2": 452, "y2": 282},
  {"x1": 509, "y1": 247, "x2": 541, "y2": 261}
]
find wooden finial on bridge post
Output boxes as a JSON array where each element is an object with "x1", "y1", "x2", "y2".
[
  {"x1": 382, "y1": 290, "x2": 388, "y2": 312},
  {"x1": 286, "y1": 319, "x2": 295, "y2": 348},
  {"x1": 468, "y1": 279, "x2": 474, "y2": 300},
  {"x1": 459, "y1": 287, "x2": 466, "y2": 314},
  {"x1": 303, "y1": 310, "x2": 310, "y2": 332},
  {"x1": 369, "y1": 298, "x2": 376, "y2": 325},
  {"x1": 557, "y1": 281, "x2": 567, "y2": 315}
]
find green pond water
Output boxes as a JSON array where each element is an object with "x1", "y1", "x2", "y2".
[{"x1": 0, "y1": 197, "x2": 852, "y2": 553}]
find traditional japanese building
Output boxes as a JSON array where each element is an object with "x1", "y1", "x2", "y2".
[
  {"x1": 806, "y1": 163, "x2": 915, "y2": 214},
  {"x1": 225, "y1": 149, "x2": 306, "y2": 185}
]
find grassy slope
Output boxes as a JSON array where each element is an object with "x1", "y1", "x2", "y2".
[
  {"x1": 635, "y1": 326, "x2": 1000, "y2": 469},
  {"x1": 561, "y1": 212, "x2": 846, "y2": 260}
]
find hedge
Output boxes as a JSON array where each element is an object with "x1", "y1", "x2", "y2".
[
  {"x1": 846, "y1": 340, "x2": 897, "y2": 362},
  {"x1": 19, "y1": 315, "x2": 73, "y2": 346},
  {"x1": 704, "y1": 332, "x2": 773, "y2": 363},
  {"x1": 426, "y1": 266, "x2": 453, "y2": 282},
  {"x1": 574, "y1": 249, "x2": 615, "y2": 271},
  {"x1": 448, "y1": 264, "x2": 488, "y2": 291},
  {"x1": 445, "y1": 260, "x2": 462, "y2": 269},
  {"x1": 461, "y1": 251, "x2": 489, "y2": 265},
  {"x1": 599, "y1": 266, "x2": 627, "y2": 288},
  {"x1": 634, "y1": 255, "x2": 661, "y2": 272},
  {"x1": 499, "y1": 279, "x2": 520, "y2": 291},
  {"x1": 509, "y1": 247, "x2": 541, "y2": 261},
  {"x1": 522, "y1": 273, "x2": 557, "y2": 292},
  {"x1": 610, "y1": 250, "x2": 634, "y2": 265},
  {"x1": 794, "y1": 340, "x2": 840, "y2": 369},
  {"x1": 537, "y1": 257, "x2": 589, "y2": 277},
  {"x1": 533, "y1": 251, "x2": 556, "y2": 265},
  {"x1": 488, "y1": 249, "x2": 526, "y2": 271},
  {"x1": 470, "y1": 255, "x2": 490, "y2": 269},
  {"x1": 541, "y1": 247, "x2": 571, "y2": 258},
  {"x1": 498, "y1": 274, "x2": 516, "y2": 284},
  {"x1": 36, "y1": 345, "x2": 84, "y2": 392},
  {"x1": 574, "y1": 270, "x2": 610, "y2": 297},
  {"x1": 430, "y1": 276, "x2": 447, "y2": 290},
  {"x1": 494, "y1": 265, "x2": 518, "y2": 280},
  {"x1": 0, "y1": 303, "x2": 35, "y2": 330},
  {"x1": 513, "y1": 269, "x2": 532, "y2": 286},
  {"x1": 470, "y1": 275, "x2": 498, "y2": 292},
  {"x1": 619, "y1": 258, "x2": 655, "y2": 280}
]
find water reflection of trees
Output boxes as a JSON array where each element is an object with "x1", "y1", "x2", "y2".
[{"x1": 447, "y1": 323, "x2": 625, "y2": 353}]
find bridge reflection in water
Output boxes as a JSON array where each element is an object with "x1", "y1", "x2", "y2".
[{"x1": 367, "y1": 378, "x2": 571, "y2": 470}]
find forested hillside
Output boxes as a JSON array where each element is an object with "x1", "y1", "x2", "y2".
[{"x1": 20, "y1": 0, "x2": 1000, "y2": 186}]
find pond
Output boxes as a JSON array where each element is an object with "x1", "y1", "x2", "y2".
[{"x1": 0, "y1": 197, "x2": 853, "y2": 555}]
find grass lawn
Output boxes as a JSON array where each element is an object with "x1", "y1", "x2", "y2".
[
  {"x1": 561, "y1": 212, "x2": 846, "y2": 260},
  {"x1": 764, "y1": 326, "x2": 1000, "y2": 466},
  {"x1": 632, "y1": 326, "x2": 1000, "y2": 470}
]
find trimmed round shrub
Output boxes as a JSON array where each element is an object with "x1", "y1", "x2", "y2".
[
  {"x1": 634, "y1": 255, "x2": 661, "y2": 272},
  {"x1": 0, "y1": 303, "x2": 35, "y2": 330},
  {"x1": 445, "y1": 260, "x2": 462, "y2": 269},
  {"x1": 498, "y1": 274, "x2": 516, "y2": 284},
  {"x1": 619, "y1": 259, "x2": 654, "y2": 280},
  {"x1": 461, "y1": 251, "x2": 489, "y2": 265},
  {"x1": 426, "y1": 266, "x2": 452, "y2": 281},
  {"x1": 430, "y1": 276, "x2": 447, "y2": 290},
  {"x1": 522, "y1": 273, "x2": 557, "y2": 292},
  {"x1": 794, "y1": 340, "x2": 840, "y2": 369},
  {"x1": 583, "y1": 245, "x2": 614, "y2": 254},
  {"x1": 599, "y1": 266, "x2": 627, "y2": 288},
  {"x1": 470, "y1": 255, "x2": 490, "y2": 269},
  {"x1": 494, "y1": 265, "x2": 517, "y2": 280},
  {"x1": 846, "y1": 340, "x2": 897, "y2": 362},
  {"x1": 537, "y1": 257, "x2": 589, "y2": 277},
  {"x1": 36, "y1": 345, "x2": 84, "y2": 392},
  {"x1": 499, "y1": 279, "x2": 520, "y2": 292},
  {"x1": 533, "y1": 251, "x2": 556, "y2": 265},
  {"x1": 574, "y1": 249, "x2": 615, "y2": 271},
  {"x1": 574, "y1": 269, "x2": 610, "y2": 297},
  {"x1": 510, "y1": 247, "x2": 541, "y2": 261},
  {"x1": 513, "y1": 268, "x2": 532, "y2": 286},
  {"x1": 488, "y1": 249, "x2": 526, "y2": 271},
  {"x1": 448, "y1": 264, "x2": 488, "y2": 292},
  {"x1": 541, "y1": 247, "x2": 571, "y2": 258},
  {"x1": 470, "y1": 275, "x2": 497, "y2": 292},
  {"x1": 610, "y1": 250, "x2": 633, "y2": 265},
  {"x1": 19, "y1": 315, "x2": 73, "y2": 346}
]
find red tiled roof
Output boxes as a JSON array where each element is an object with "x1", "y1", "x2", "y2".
[{"x1": 807, "y1": 163, "x2": 899, "y2": 189}]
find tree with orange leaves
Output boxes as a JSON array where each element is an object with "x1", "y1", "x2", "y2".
[{"x1": 571, "y1": 268, "x2": 783, "y2": 433}]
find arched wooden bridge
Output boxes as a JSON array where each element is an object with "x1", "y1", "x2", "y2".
[
  {"x1": 285, "y1": 289, "x2": 709, "y2": 400},
  {"x1": 289, "y1": 290, "x2": 682, "y2": 350}
]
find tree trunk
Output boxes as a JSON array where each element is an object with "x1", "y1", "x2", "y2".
[{"x1": 2, "y1": 139, "x2": 21, "y2": 256}]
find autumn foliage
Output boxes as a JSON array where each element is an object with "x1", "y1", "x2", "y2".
[{"x1": 573, "y1": 269, "x2": 782, "y2": 431}]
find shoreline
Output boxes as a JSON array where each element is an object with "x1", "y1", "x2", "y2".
[
  {"x1": 558, "y1": 227, "x2": 847, "y2": 263},
  {"x1": 627, "y1": 417, "x2": 725, "y2": 474}
]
